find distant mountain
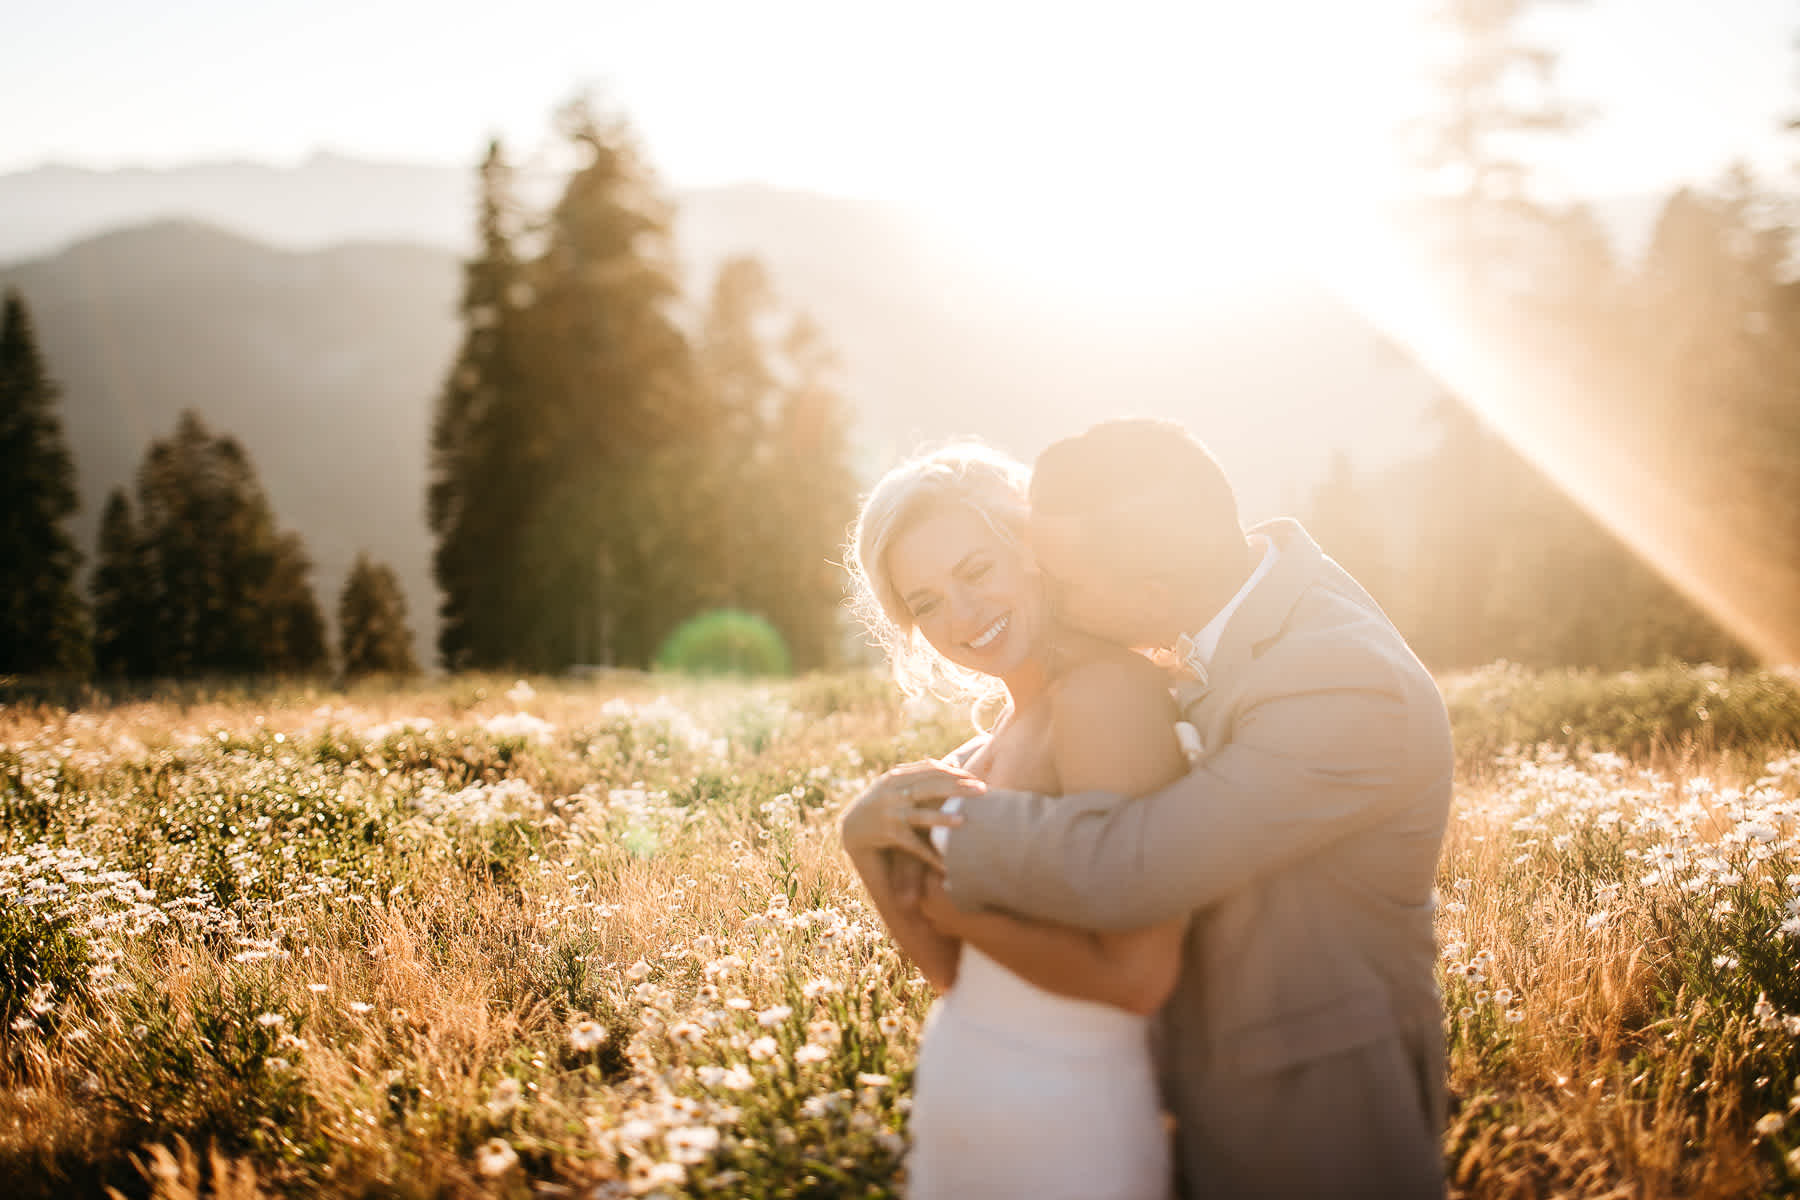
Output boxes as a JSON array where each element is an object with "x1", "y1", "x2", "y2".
[
  {"x1": 0, "y1": 154, "x2": 478, "y2": 263},
  {"x1": 0, "y1": 221, "x2": 458, "y2": 665},
  {"x1": 0, "y1": 158, "x2": 1452, "y2": 667}
]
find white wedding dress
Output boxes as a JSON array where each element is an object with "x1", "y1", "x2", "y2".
[{"x1": 906, "y1": 944, "x2": 1172, "y2": 1199}]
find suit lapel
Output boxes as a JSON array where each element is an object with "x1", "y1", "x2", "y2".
[{"x1": 1201, "y1": 518, "x2": 1328, "y2": 694}]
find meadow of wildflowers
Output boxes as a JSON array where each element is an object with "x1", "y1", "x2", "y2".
[{"x1": 1, "y1": 665, "x2": 1798, "y2": 1199}]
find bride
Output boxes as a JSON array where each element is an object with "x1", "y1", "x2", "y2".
[{"x1": 839, "y1": 443, "x2": 1189, "y2": 1200}]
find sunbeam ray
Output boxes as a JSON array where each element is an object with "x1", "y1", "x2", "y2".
[{"x1": 1321, "y1": 227, "x2": 1800, "y2": 666}]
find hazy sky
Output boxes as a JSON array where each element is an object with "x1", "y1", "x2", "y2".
[{"x1": 4, "y1": 0, "x2": 1792, "y2": 290}]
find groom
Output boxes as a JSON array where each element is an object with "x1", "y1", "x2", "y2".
[{"x1": 844, "y1": 417, "x2": 1454, "y2": 1200}]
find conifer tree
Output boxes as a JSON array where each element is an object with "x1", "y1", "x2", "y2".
[
  {"x1": 507, "y1": 99, "x2": 698, "y2": 669},
  {"x1": 431, "y1": 108, "x2": 699, "y2": 671},
  {"x1": 430, "y1": 139, "x2": 532, "y2": 671},
  {"x1": 129, "y1": 410, "x2": 327, "y2": 676},
  {"x1": 261, "y1": 532, "x2": 330, "y2": 674},
  {"x1": 760, "y1": 314, "x2": 858, "y2": 669},
  {"x1": 1414, "y1": 0, "x2": 1582, "y2": 290},
  {"x1": 91, "y1": 489, "x2": 153, "y2": 677},
  {"x1": 693, "y1": 259, "x2": 858, "y2": 671},
  {"x1": 692, "y1": 257, "x2": 781, "y2": 610},
  {"x1": 338, "y1": 553, "x2": 418, "y2": 677},
  {"x1": 428, "y1": 105, "x2": 864, "y2": 673},
  {"x1": 0, "y1": 290, "x2": 91, "y2": 674}
]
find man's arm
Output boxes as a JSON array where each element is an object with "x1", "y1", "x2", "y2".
[
  {"x1": 941, "y1": 644, "x2": 1428, "y2": 931},
  {"x1": 913, "y1": 656, "x2": 1190, "y2": 1013}
]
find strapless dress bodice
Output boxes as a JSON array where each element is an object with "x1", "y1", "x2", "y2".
[{"x1": 906, "y1": 946, "x2": 1171, "y2": 1200}]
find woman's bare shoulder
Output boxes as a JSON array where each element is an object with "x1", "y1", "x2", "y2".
[
  {"x1": 1052, "y1": 642, "x2": 1174, "y2": 710},
  {"x1": 1047, "y1": 643, "x2": 1184, "y2": 793}
]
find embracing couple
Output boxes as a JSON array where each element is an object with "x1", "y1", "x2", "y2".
[{"x1": 839, "y1": 418, "x2": 1454, "y2": 1200}]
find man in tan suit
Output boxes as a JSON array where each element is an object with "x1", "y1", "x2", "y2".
[{"x1": 844, "y1": 418, "x2": 1453, "y2": 1199}]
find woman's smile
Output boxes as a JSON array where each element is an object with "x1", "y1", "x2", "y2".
[
  {"x1": 884, "y1": 504, "x2": 1047, "y2": 689},
  {"x1": 966, "y1": 613, "x2": 1010, "y2": 651}
]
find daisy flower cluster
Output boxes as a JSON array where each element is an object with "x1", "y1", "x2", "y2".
[
  {"x1": 1436, "y1": 733, "x2": 1800, "y2": 1190},
  {"x1": 0, "y1": 674, "x2": 968, "y2": 1198}
]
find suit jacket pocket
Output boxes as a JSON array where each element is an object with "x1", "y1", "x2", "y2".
[{"x1": 1219, "y1": 986, "x2": 1401, "y2": 1077}]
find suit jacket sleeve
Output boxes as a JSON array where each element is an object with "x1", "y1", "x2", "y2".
[{"x1": 942, "y1": 637, "x2": 1430, "y2": 931}]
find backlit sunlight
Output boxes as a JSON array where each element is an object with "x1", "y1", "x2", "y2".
[
  {"x1": 1320, "y1": 224, "x2": 1800, "y2": 665},
  {"x1": 898, "y1": 3, "x2": 1419, "y2": 317}
]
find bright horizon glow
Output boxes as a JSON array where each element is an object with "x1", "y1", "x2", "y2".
[{"x1": 3, "y1": 2, "x2": 1789, "y2": 287}]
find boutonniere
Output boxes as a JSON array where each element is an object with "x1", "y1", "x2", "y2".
[
  {"x1": 1170, "y1": 633, "x2": 1209, "y2": 688},
  {"x1": 1160, "y1": 634, "x2": 1212, "y2": 724}
]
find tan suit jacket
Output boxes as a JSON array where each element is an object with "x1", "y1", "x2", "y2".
[{"x1": 942, "y1": 518, "x2": 1453, "y2": 1200}]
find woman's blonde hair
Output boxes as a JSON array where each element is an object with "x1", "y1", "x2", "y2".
[{"x1": 845, "y1": 441, "x2": 1032, "y2": 702}]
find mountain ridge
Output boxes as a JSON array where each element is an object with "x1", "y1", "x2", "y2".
[{"x1": 1, "y1": 160, "x2": 1450, "y2": 666}]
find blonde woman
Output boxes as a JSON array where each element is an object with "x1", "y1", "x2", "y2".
[{"x1": 839, "y1": 442, "x2": 1187, "y2": 1200}]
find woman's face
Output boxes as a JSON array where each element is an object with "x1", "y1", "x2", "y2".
[{"x1": 884, "y1": 503, "x2": 1046, "y2": 680}]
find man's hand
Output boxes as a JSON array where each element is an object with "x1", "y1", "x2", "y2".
[{"x1": 839, "y1": 760, "x2": 984, "y2": 869}]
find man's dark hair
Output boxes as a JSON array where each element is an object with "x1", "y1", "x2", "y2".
[{"x1": 1030, "y1": 417, "x2": 1247, "y2": 580}]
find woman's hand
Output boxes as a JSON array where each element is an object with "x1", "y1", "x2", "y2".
[{"x1": 839, "y1": 760, "x2": 983, "y2": 868}]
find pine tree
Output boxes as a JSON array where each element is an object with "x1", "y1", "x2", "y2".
[
  {"x1": 507, "y1": 99, "x2": 698, "y2": 669},
  {"x1": 691, "y1": 259, "x2": 858, "y2": 671},
  {"x1": 760, "y1": 314, "x2": 858, "y2": 669},
  {"x1": 691, "y1": 257, "x2": 782, "y2": 616},
  {"x1": 430, "y1": 139, "x2": 533, "y2": 671},
  {"x1": 1616, "y1": 178, "x2": 1800, "y2": 662},
  {"x1": 428, "y1": 104, "x2": 866, "y2": 673},
  {"x1": 0, "y1": 290, "x2": 91, "y2": 674},
  {"x1": 430, "y1": 108, "x2": 700, "y2": 672},
  {"x1": 338, "y1": 553, "x2": 418, "y2": 677},
  {"x1": 261, "y1": 532, "x2": 330, "y2": 674},
  {"x1": 129, "y1": 410, "x2": 327, "y2": 676},
  {"x1": 1384, "y1": 4, "x2": 1794, "y2": 666},
  {"x1": 91, "y1": 489, "x2": 153, "y2": 677},
  {"x1": 1414, "y1": 0, "x2": 1583, "y2": 295}
]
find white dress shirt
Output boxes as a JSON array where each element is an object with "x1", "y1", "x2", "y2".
[{"x1": 1172, "y1": 534, "x2": 1278, "y2": 679}]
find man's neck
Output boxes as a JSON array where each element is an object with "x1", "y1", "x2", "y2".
[{"x1": 1158, "y1": 538, "x2": 1259, "y2": 647}]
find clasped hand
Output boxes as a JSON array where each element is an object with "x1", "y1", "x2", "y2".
[{"x1": 838, "y1": 758, "x2": 985, "y2": 870}]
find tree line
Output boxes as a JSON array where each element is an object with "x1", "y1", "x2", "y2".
[
  {"x1": 0, "y1": 100, "x2": 860, "y2": 681},
  {"x1": 5, "y1": 46, "x2": 1797, "y2": 679},
  {"x1": 0, "y1": 293, "x2": 417, "y2": 681},
  {"x1": 427, "y1": 100, "x2": 858, "y2": 674},
  {"x1": 1302, "y1": 0, "x2": 1800, "y2": 671}
]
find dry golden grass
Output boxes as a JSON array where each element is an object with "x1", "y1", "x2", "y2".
[
  {"x1": 1436, "y1": 743, "x2": 1800, "y2": 1198},
  {"x1": 0, "y1": 667, "x2": 1795, "y2": 1197}
]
